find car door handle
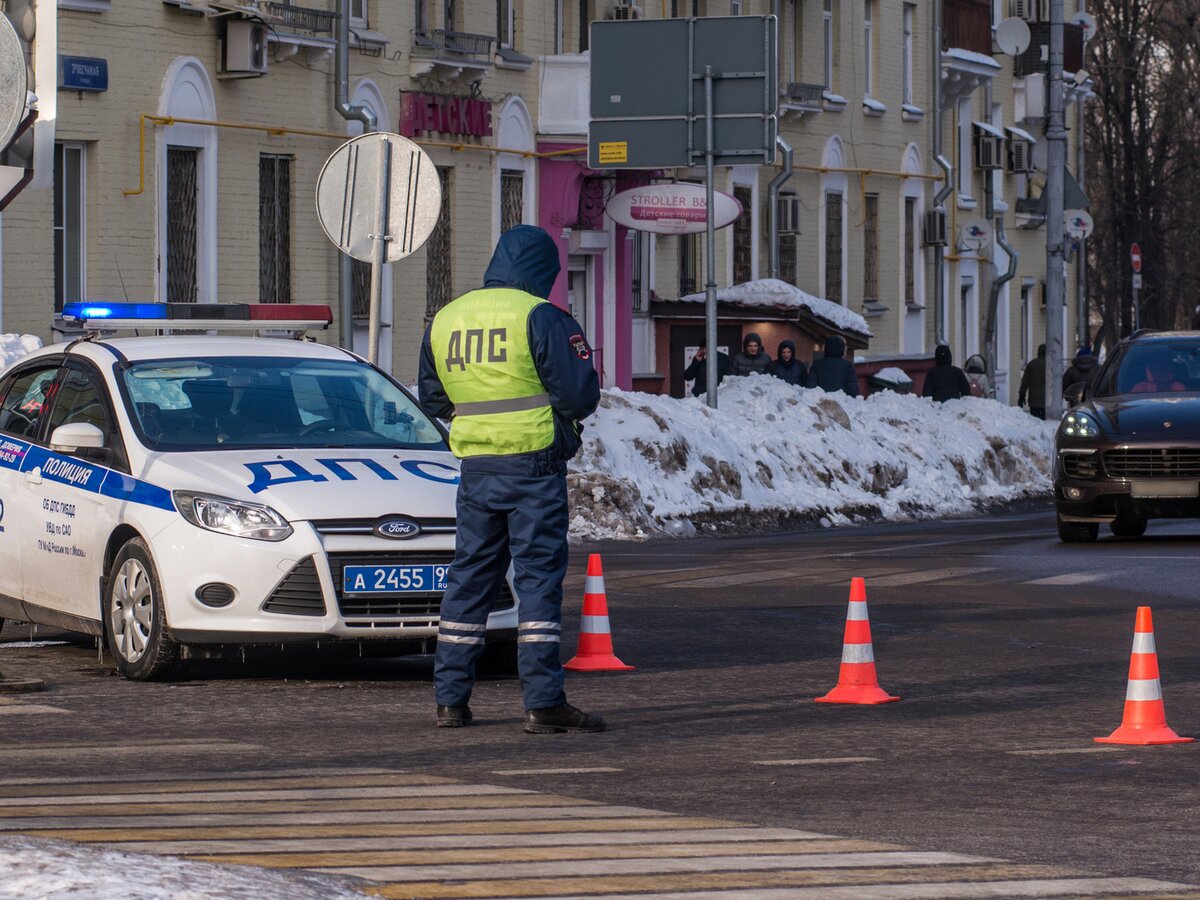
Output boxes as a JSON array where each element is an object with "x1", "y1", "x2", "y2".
[{"x1": 25, "y1": 466, "x2": 42, "y2": 485}]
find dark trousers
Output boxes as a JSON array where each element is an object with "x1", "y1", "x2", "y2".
[
  {"x1": 434, "y1": 468, "x2": 569, "y2": 711},
  {"x1": 1030, "y1": 407, "x2": 1046, "y2": 420}
]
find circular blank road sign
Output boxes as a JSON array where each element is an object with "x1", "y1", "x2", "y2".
[
  {"x1": 0, "y1": 16, "x2": 28, "y2": 153},
  {"x1": 316, "y1": 132, "x2": 441, "y2": 264}
]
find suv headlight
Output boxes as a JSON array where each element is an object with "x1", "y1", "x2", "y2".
[
  {"x1": 173, "y1": 491, "x2": 293, "y2": 542},
  {"x1": 1062, "y1": 411, "x2": 1100, "y2": 438}
]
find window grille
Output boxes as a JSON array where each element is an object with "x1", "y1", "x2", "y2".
[
  {"x1": 780, "y1": 234, "x2": 798, "y2": 286},
  {"x1": 259, "y1": 154, "x2": 292, "y2": 304},
  {"x1": 679, "y1": 233, "x2": 700, "y2": 297},
  {"x1": 863, "y1": 193, "x2": 878, "y2": 302},
  {"x1": 904, "y1": 197, "x2": 916, "y2": 303},
  {"x1": 732, "y1": 184, "x2": 752, "y2": 285},
  {"x1": 425, "y1": 167, "x2": 454, "y2": 322},
  {"x1": 824, "y1": 191, "x2": 842, "y2": 303},
  {"x1": 631, "y1": 230, "x2": 651, "y2": 312},
  {"x1": 500, "y1": 170, "x2": 524, "y2": 233},
  {"x1": 53, "y1": 143, "x2": 85, "y2": 314},
  {"x1": 352, "y1": 259, "x2": 371, "y2": 319},
  {"x1": 166, "y1": 147, "x2": 199, "y2": 304}
]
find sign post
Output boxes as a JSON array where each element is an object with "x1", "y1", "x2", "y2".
[{"x1": 1130, "y1": 243, "x2": 1142, "y2": 331}]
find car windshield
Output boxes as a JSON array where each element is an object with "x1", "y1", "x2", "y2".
[
  {"x1": 121, "y1": 356, "x2": 446, "y2": 451},
  {"x1": 1094, "y1": 341, "x2": 1200, "y2": 397}
]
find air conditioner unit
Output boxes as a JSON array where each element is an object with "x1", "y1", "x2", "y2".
[
  {"x1": 975, "y1": 130, "x2": 1005, "y2": 170},
  {"x1": 610, "y1": 2, "x2": 644, "y2": 19},
  {"x1": 922, "y1": 208, "x2": 948, "y2": 246},
  {"x1": 1011, "y1": 0, "x2": 1044, "y2": 22},
  {"x1": 1008, "y1": 140, "x2": 1034, "y2": 173},
  {"x1": 778, "y1": 193, "x2": 800, "y2": 234},
  {"x1": 223, "y1": 20, "x2": 267, "y2": 76}
]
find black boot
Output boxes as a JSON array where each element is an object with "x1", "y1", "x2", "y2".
[
  {"x1": 436, "y1": 704, "x2": 473, "y2": 728},
  {"x1": 524, "y1": 703, "x2": 607, "y2": 734}
]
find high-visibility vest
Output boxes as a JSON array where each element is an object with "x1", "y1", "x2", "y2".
[{"x1": 430, "y1": 287, "x2": 556, "y2": 458}]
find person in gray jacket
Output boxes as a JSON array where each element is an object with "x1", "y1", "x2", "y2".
[
  {"x1": 805, "y1": 335, "x2": 860, "y2": 397},
  {"x1": 729, "y1": 332, "x2": 771, "y2": 376}
]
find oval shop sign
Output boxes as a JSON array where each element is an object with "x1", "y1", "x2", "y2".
[{"x1": 605, "y1": 183, "x2": 743, "y2": 236}]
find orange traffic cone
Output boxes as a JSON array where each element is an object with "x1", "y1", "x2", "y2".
[
  {"x1": 1095, "y1": 606, "x2": 1194, "y2": 746},
  {"x1": 815, "y1": 577, "x2": 900, "y2": 705},
  {"x1": 564, "y1": 554, "x2": 634, "y2": 672}
]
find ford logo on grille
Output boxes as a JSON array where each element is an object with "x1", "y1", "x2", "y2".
[{"x1": 375, "y1": 517, "x2": 422, "y2": 540}]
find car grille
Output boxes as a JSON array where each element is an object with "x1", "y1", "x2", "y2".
[
  {"x1": 262, "y1": 557, "x2": 326, "y2": 617},
  {"x1": 1062, "y1": 454, "x2": 1099, "y2": 478},
  {"x1": 1103, "y1": 448, "x2": 1200, "y2": 479},
  {"x1": 312, "y1": 517, "x2": 456, "y2": 536},
  {"x1": 326, "y1": 551, "x2": 515, "y2": 620}
]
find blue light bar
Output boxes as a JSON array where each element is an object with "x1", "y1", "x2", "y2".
[{"x1": 63, "y1": 302, "x2": 168, "y2": 322}]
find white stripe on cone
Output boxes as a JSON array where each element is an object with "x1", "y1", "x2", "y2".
[
  {"x1": 841, "y1": 644, "x2": 875, "y2": 664},
  {"x1": 580, "y1": 615, "x2": 612, "y2": 634},
  {"x1": 1125, "y1": 678, "x2": 1163, "y2": 702}
]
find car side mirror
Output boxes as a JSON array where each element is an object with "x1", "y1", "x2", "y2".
[
  {"x1": 1064, "y1": 382, "x2": 1086, "y2": 407},
  {"x1": 50, "y1": 422, "x2": 106, "y2": 454}
]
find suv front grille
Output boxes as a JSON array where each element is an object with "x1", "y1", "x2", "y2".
[
  {"x1": 1103, "y1": 448, "x2": 1200, "y2": 479},
  {"x1": 1062, "y1": 454, "x2": 1099, "y2": 478},
  {"x1": 262, "y1": 557, "x2": 326, "y2": 616},
  {"x1": 326, "y1": 552, "x2": 515, "y2": 619}
]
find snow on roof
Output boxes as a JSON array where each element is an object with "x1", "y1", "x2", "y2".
[
  {"x1": 873, "y1": 366, "x2": 913, "y2": 384},
  {"x1": 943, "y1": 47, "x2": 1002, "y2": 69},
  {"x1": 679, "y1": 279, "x2": 873, "y2": 338},
  {"x1": 0, "y1": 334, "x2": 43, "y2": 371}
]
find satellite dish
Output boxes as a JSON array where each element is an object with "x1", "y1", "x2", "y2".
[
  {"x1": 995, "y1": 18, "x2": 1031, "y2": 57},
  {"x1": 1074, "y1": 70, "x2": 1090, "y2": 86},
  {"x1": 959, "y1": 217, "x2": 992, "y2": 253},
  {"x1": 1070, "y1": 11, "x2": 1097, "y2": 41},
  {"x1": 0, "y1": 16, "x2": 28, "y2": 154},
  {"x1": 1065, "y1": 209, "x2": 1094, "y2": 240}
]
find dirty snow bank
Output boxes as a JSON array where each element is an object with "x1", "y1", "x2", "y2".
[
  {"x1": 568, "y1": 375, "x2": 1056, "y2": 540},
  {"x1": 0, "y1": 835, "x2": 368, "y2": 899},
  {"x1": 0, "y1": 334, "x2": 43, "y2": 370}
]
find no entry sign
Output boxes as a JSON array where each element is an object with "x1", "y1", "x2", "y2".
[{"x1": 1130, "y1": 243, "x2": 1142, "y2": 273}]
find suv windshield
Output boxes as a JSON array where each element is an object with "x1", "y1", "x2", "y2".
[
  {"x1": 1094, "y1": 340, "x2": 1200, "y2": 397},
  {"x1": 121, "y1": 356, "x2": 446, "y2": 451}
]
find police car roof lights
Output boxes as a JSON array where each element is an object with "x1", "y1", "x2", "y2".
[{"x1": 62, "y1": 302, "x2": 334, "y2": 333}]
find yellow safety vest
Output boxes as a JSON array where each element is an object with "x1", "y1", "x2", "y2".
[{"x1": 430, "y1": 288, "x2": 556, "y2": 458}]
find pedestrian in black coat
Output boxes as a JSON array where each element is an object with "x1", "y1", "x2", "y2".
[
  {"x1": 766, "y1": 340, "x2": 808, "y2": 386},
  {"x1": 683, "y1": 341, "x2": 731, "y2": 398},
  {"x1": 922, "y1": 344, "x2": 972, "y2": 402},
  {"x1": 729, "y1": 332, "x2": 772, "y2": 376},
  {"x1": 805, "y1": 335, "x2": 860, "y2": 396}
]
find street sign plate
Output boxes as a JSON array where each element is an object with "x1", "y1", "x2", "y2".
[
  {"x1": 315, "y1": 132, "x2": 441, "y2": 264},
  {"x1": 1130, "y1": 243, "x2": 1142, "y2": 273},
  {"x1": 0, "y1": 16, "x2": 27, "y2": 153},
  {"x1": 1132, "y1": 273, "x2": 1143, "y2": 289}
]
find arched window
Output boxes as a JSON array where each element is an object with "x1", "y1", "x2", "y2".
[
  {"x1": 820, "y1": 135, "x2": 848, "y2": 305},
  {"x1": 900, "y1": 143, "x2": 926, "y2": 354},
  {"x1": 493, "y1": 97, "x2": 535, "y2": 244}
]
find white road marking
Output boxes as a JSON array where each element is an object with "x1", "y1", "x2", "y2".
[
  {"x1": 1024, "y1": 572, "x2": 1107, "y2": 585},
  {"x1": 1007, "y1": 747, "x2": 1127, "y2": 757},
  {"x1": 0, "y1": 765, "x2": 401, "y2": 787},
  {"x1": 753, "y1": 758, "x2": 880, "y2": 766},
  {"x1": 0, "y1": 704, "x2": 68, "y2": 715},
  {"x1": 0, "y1": 784, "x2": 531, "y2": 808},
  {"x1": 870, "y1": 567, "x2": 994, "y2": 587},
  {"x1": 491, "y1": 767, "x2": 622, "y2": 776},
  {"x1": 0, "y1": 742, "x2": 262, "y2": 760},
  {"x1": 0, "y1": 641, "x2": 70, "y2": 648}
]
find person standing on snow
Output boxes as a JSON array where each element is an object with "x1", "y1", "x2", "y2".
[
  {"x1": 922, "y1": 344, "x2": 972, "y2": 402},
  {"x1": 766, "y1": 340, "x2": 807, "y2": 386},
  {"x1": 683, "y1": 339, "x2": 731, "y2": 397},
  {"x1": 730, "y1": 332, "x2": 771, "y2": 377},
  {"x1": 805, "y1": 335, "x2": 860, "y2": 397},
  {"x1": 1018, "y1": 344, "x2": 1047, "y2": 419},
  {"x1": 418, "y1": 225, "x2": 605, "y2": 735},
  {"x1": 1062, "y1": 347, "x2": 1096, "y2": 399}
]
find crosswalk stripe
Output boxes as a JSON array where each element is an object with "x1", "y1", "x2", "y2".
[
  {"x1": 0, "y1": 773, "x2": 449, "y2": 797},
  {"x1": 0, "y1": 784, "x2": 528, "y2": 808},
  {"x1": 193, "y1": 838, "x2": 901, "y2": 868},
  {"x1": 869, "y1": 567, "x2": 994, "y2": 587},
  {"x1": 317, "y1": 850, "x2": 996, "y2": 882},
  {"x1": 0, "y1": 704, "x2": 68, "y2": 715},
  {"x1": 104, "y1": 826, "x2": 832, "y2": 855},
  {"x1": 1025, "y1": 572, "x2": 1107, "y2": 585},
  {"x1": 0, "y1": 742, "x2": 263, "y2": 760}
]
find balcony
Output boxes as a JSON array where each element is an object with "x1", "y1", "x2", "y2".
[
  {"x1": 779, "y1": 81, "x2": 824, "y2": 121},
  {"x1": 1014, "y1": 23, "x2": 1085, "y2": 77},
  {"x1": 942, "y1": 0, "x2": 992, "y2": 56},
  {"x1": 259, "y1": 1, "x2": 337, "y2": 35},
  {"x1": 411, "y1": 28, "x2": 495, "y2": 83}
]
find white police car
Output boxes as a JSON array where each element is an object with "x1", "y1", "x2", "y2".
[{"x1": 0, "y1": 303, "x2": 517, "y2": 679}]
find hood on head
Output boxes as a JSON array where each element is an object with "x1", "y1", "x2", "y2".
[
  {"x1": 1037, "y1": 343, "x2": 1046, "y2": 357},
  {"x1": 777, "y1": 340, "x2": 796, "y2": 360},
  {"x1": 964, "y1": 354, "x2": 985, "y2": 374},
  {"x1": 483, "y1": 225, "x2": 561, "y2": 299},
  {"x1": 743, "y1": 332, "x2": 763, "y2": 353},
  {"x1": 824, "y1": 335, "x2": 845, "y2": 358},
  {"x1": 1074, "y1": 348, "x2": 1096, "y2": 369},
  {"x1": 935, "y1": 344, "x2": 953, "y2": 366}
]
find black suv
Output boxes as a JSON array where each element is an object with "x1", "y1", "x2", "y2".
[{"x1": 1055, "y1": 331, "x2": 1200, "y2": 542}]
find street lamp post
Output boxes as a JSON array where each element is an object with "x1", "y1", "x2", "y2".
[{"x1": 1044, "y1": 0, "x2": 1067, "y2": 421}]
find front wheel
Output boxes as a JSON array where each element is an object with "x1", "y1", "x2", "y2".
[
  {"x1": 1057, "y1": 515, "x2": 1099, "y2": 543},
  {"x1": 104, "y1": 538, "x2": 179, "y2": 681},
  {"x1": 1110, "y1": 516, "x2": 1148, "y2": 538}
]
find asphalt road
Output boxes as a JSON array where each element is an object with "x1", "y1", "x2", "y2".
[{"x1": 2, "y1": 507, "x2": 1199, "y2": 897}]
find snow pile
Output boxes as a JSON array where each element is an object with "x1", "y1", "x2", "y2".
[
  {"x1": 872, "y1": 366, "x2": 913, "y2": 386},
  {"x1": 568, "y1": 375, "x2": 1055, "y2": 540},
  {"x1": 0, "y1": 334, "x2": 43, "y2": 370},
  {"x1": 0, "y1": 835, "x2": 368, "y2": 899},
  {"x1": 680, "y1": 279, "x2": 872, "y2": 338}
]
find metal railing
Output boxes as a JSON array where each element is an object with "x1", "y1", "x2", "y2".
[
  {"x1": 413, "y1": 28, "x2": 495, "y2": 59},
  {"x1": 260, "y1": 1, "x2": 339, "y2": 35},
  {"x1": 782, "y1": 82, "x2": 824, "y2": 106}
]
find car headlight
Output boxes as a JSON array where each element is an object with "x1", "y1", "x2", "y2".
[
  {"x1": 173, "y1": 491, "x2": 293, "y2": 542},
  {"x1": 1062, "y1": 411, "x2": 1100, "y2": 438}
]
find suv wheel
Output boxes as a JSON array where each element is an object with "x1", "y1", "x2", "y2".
[
  {"x1": 104, "y1": 538, "x2": 180, "y2": 681},
  {"x1": 1110, "y1": 516, "x2": 1148, "y2": 538},
  {"x1": 1057, "y1": 515, "x2": 1099, "y2": 543}
]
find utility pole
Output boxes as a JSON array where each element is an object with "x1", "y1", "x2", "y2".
[{"x1": 1044, "y1": 0, "x2": 1067, "y2": 420}]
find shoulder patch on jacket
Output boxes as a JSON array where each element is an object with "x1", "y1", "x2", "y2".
[{"x1": 569, "y1": 333, "x2": 591, "y2": 361}]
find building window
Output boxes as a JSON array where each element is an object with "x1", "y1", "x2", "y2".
[
  {"x1": 425, "y1": 167, "x2": 454, "y2": 322},
  {"x1": 780, "y1": 234, "x2": 798, "y2": 286},
  {"x1": 904, "y1": 196, "x2": 916, "y2": 304},
  {"x1": 497, "y1": 0, "x2": 515, "y2": 47},
  {"x1": 444, "y1": 0, "x2": 457, "y2": 31},
  {"x1": 679, "y1": 233, "x2": 700, "y2": 297},
  {"x1": 823, "y1": 0, "x2": 834, "y2": 89},
  {"x1": 863, "y1": 193, "x2": 878, "y2": 302},
  {"x1": 416, "y1": 0, "x2": 430, "y2": 33},
  {"x1": 824, "y1": 191, "x2": 842, "y2": 303},
  {"x1": 259, "y1": 154, "x2": 292, "y2": 304},
  {"x1": 631, "y1": 231, "x2": 651, "y2": 313},
  {"x1": 863, "y1": 0, "x2": 874, "y2": 98},
  {"x1": 166, "y1": 146, "x2": 199, "y2": 304},
  {"x1": 730, "y1": 0, "x2": 743, "y2": 12},
  {"x1": 500, "y1": 170, "x2": 524, "y2": 233},
  {"x1": 903, "y1": 3, "x2": 915, "y2": 105},
  {"x1": 350, "y1": 0, "x2": 366, "y2": 25},
  {"x1": 732, "y1": 184, "x2": 752, "y2": 285},
  {"x1": 53, "y1": 142, "x2": 85, "y2": 315}
]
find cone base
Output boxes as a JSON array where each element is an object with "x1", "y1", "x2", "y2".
[
  {"x1": 564, "y1": 655, "x2": 635, "y2": 672},
  {"x1": 1095, "y1": 726, "x2": 1195, "y2": 745},
  {"x1": 815, "y1": 685, "x2": 900, "y2": 704}
]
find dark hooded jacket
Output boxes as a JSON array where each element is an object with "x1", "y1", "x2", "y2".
[
  {"x1": 1018, "y1": 344, "x2": 1047, "y2": 411},
  {"x1": 418, "y1": 225, "x2": 600, "y2": 473},
  {"x1": 766, "y1": 340, "x2": 808, "y2": 386},
  {"x1": 683, "y1": 347, "x2": 731, "y2": 397},
  {"x1": 805, "y1": 335, "x2": 860, "y2": 396},
  {"x1": 1062, "y1": 349, "x2": 1097, "y2": 396},
  {"x1": 730, "y1": 332, "x2": 772, "y2": 377},
  {"x1": 922, "y1": 344, "x2": 972, "y2": 402}
]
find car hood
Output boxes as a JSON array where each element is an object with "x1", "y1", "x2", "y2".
[
  {"x1": 141, "y1": 448, "x2": 461, "y2": 521},
  {"x1": 1087, "y1": 394, "x2": 1200, "y2": 437}
]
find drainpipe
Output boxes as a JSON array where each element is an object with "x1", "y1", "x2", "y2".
[
  {"x1": 982, "y1": 81, "x2": 1017, "y2": 399},
  {"x1": 333, "y1": 0, "x2": 377, "y2": 351},
  {"x1": 931, "y1": 0, "x2": 953, "y2": 346},
  {"x1": 1075, "y1": 82, "x2": 1088, "y2": 350},
  {"x1": 767, "y1": 135, "x2": 793, "y2": 280}
]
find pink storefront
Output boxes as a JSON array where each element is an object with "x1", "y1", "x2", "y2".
[{"x1": 537, "y1": 143, "x2": 651, "y2": 391}]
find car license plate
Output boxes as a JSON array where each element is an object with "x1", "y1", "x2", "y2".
[
  {"x1": 343, "y1": 564, "x2": 449, "y2": 594},
  {"x1": 1130, "y1": 480, "x2": 1199, "y2": 499}
]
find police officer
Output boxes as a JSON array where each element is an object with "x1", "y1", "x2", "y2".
[{"x1": 418, "y1": 225, "x2": 605, "y2": 734}]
